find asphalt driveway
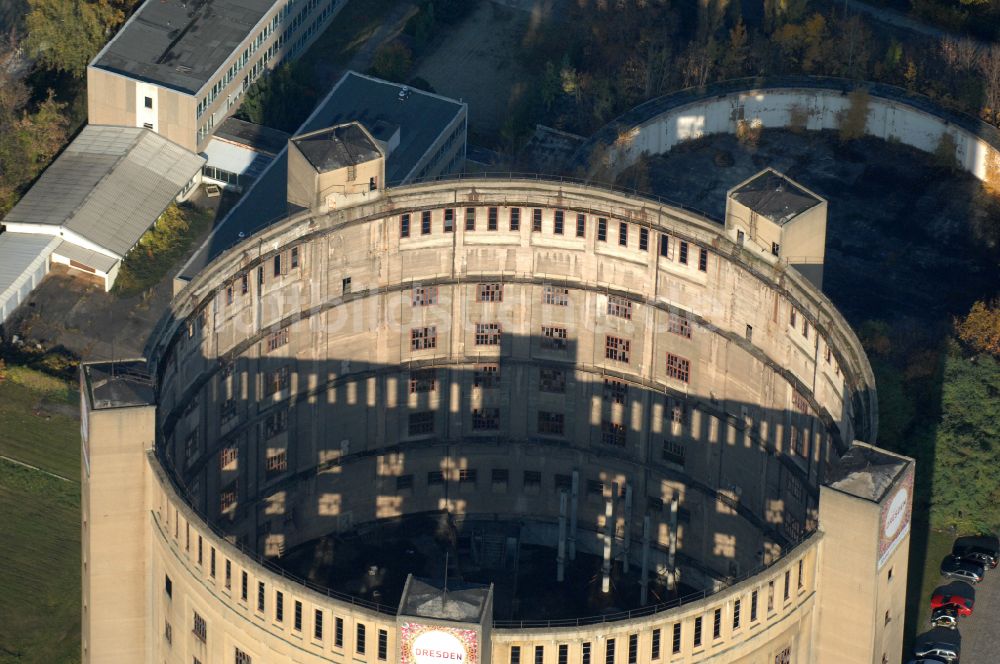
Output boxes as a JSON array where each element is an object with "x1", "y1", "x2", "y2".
[{"x1": 913, "y1": 562, "x2": 1000, "y2": 662}]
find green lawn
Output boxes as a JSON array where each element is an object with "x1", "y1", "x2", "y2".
[
  {"x1": 0, "y1": 366, "x2": 79, "y2": 479},
  {"x1": 0, "y1": 368, "x2": 81, "y2": 664}
]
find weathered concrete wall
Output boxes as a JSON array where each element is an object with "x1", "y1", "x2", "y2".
[{"x1": 575, "y1": 78, "x2": 1000, "y2": 187}]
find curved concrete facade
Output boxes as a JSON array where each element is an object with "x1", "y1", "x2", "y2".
[
  {"x1": 82, "y1": 180, "x2": 911, "y2": 664},
  {"x1": 572, "y1": 77, "x2": 1000, "y2": 186}
]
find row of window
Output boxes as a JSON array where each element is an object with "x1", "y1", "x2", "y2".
[
  {"x1": 196, "y1": 0, "x2": 330, "y2": 118},
  {"x1": 398, "y1": 208, "x2": 709, "y2": 270},
  {"x1": 162, "y1": 514, "x2": 389, "y2": 662},
  {"x1": 220, "y1": 247, "x2": 301, "y2": 309},
  {"x1": 407, "y1": 326, "x2": 689, "y2": 379},
  {"x1": 506, "y1": 564, "x2": 805, "y2": 664}
]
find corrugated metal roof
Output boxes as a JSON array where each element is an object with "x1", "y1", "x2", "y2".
[
  {"x1": 0, "y1": 233, "x2": 59, "y2": 319},
  {"x1": 2, "y1": 125, "x2": 205, "y2": 257},
  {"x1": 54, "y1": 241, "x2": 119, "y2": 274}
]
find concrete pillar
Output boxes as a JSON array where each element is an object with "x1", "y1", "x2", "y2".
[
  {"x1": 569, "y1": 470, "x2": 579, "y2": 561},
  {"x1": 557, "y1": 490, "x2": 567, "y2": 583},
  {"x1": 602, "y1": 497, "x2": 614, "y2": 593},
  {"x1": 622, "y1": 483, "x2": 632, "y2": 574},
  {"x1": 640, "y1": 515, "x2": 651, "y2": 605},
  {"x1": 668, "y1": 494, "x2": 679, "y2": 591}
]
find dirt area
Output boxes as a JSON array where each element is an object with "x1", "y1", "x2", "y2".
[
  {"x1": 412, "y1": 1, "x2": 545, "y2": 140},
  {"x1": 4, "y1": 186, "x2": 232, "y2": 361},
  {"x1": 628, "y1": 130, "x2": 1000, "y2": 326}
]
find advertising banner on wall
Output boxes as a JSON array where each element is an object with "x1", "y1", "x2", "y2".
[
  {"x1": 877, "y1": 464, "x2": 914, "y2": 569},
  {"x1": 400, "y1": 623, "x2": 479, "y2": 664}
]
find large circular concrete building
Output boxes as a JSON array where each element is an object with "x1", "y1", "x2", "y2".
[{"x1": 81, "y1": 124, "x2": 913, "y2": 664}]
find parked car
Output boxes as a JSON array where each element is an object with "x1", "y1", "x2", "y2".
[
  {"x1": 940, "y1": 557, "x2": 984, "y2": 584},
  {"x1": 906, "y1": 659, "x2": 952, "y2": 664},
  {"x1": 952, "y1": 535, "x2": 1000, "y2": 569},
  {"x1": 913, "y1": 641, "x2": 960, "y2": 662},
  {"x1": 930, "y1": 606, "x2": 959, "y2": 629},
  {"x1": 930, "y1": 590, "x2": 974, "y2": 616}
]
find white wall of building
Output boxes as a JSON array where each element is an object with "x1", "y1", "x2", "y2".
[{"x1": 604, "y1": 87, "x2": 993, "y2": 181}]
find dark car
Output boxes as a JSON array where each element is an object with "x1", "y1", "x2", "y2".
[
  {"x1": 952, "y1": 535, "x2": 1000, "y2": 569},
  {"x1": 913, "y1": 641, "x2": 960, "y2": 662},
  {"x1": 940, "y1": 557, "x2": 984, "y2": 584},
  {"x1": 930, "y1": 606, "x2": 959, "y2": 629}
]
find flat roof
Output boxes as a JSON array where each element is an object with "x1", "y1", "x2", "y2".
[
  {"x1": 83, "y1": 361, "x2": 155, "y2": 409},
  {"x1": 3, "y1": 125, "x2": 204, "y2": 258},
  {"x1": 729, "y1": 168, "x2": 822, "y2": 225},
  {"x1": 214, "y1": 118, "x2": 290, "y2": 156},
  {"x1": 91, "y1": 0, "x2": 276, "y2": 95},
  {"x1": 178, "y1": 72, "x2": 465, "y2": 281},
  {"x1": 826, "y1": 442, "x2": 911, "y2": 502},
  {"x1": 292, "y1": 123, "x2": 382, "y2": 172}
]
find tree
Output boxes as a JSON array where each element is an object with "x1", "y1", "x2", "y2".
[
  {"x1": 929, "y1": 341, "x2": 1000, "y2": 533},
  {"x1": 955, "y1": 300, "x2": 1000, "y2": 356},
  {"x1": 979, "y1": 44, "x2": 1000, "y2": 124},
  {"x1": 370, "y1": 41, "x2": 413, "y2": 83},
  {"x1": 721, "y1": 19, "x2": 749, "y2": 78},
  {"x1": 25, "y1": 0, "x2": 124, "y2": 76},
  {"x1": 236, "y1": 64, "x2": 317, "y2": 133},
  {"x1": 838, "y1": 88, "x2": 870, "y2": 142}
]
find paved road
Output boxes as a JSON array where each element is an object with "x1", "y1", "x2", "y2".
[
  {"x1": 843, "y1": 0, "x2": 989, "y2": 48},
  {"x1": 953, "y1": 565, "x2": 1000, "y2": 663},
  {"x1": 913, "y1": 566, "x2": 1000, "y2": 662}
]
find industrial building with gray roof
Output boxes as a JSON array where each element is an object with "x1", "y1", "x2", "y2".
[
  {"x1": 179, "y1": 71, "x2": 467, "y2": 285},
  {"x1": 0, "y1": 125, "x2": 203, "y2": 324}
]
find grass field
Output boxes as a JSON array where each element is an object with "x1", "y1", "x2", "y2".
[{"x1": 0, "y1": 367, "x2": 81, "y2": 664}]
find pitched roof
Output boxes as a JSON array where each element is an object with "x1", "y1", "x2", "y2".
[
  {"x1": 291, "y1": 123, "x2": 382, "y2": 172},
  {"x1": 3, "y1": 125, "x2": 204, "y2": 257},
  {"x1": 729, "y1": 169, "x2": 823, "y2": 226}
]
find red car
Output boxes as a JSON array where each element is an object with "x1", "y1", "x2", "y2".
[{"x1": 930, "y1": 592, "x2": 974, "y2": 616}]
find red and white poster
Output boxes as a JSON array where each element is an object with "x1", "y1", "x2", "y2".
[
  {"x1": 877, "y1": 464, "x2": 914, "y2": 569},
  {"x1": 400, "y1": 623, "x2": 479, "y2": 664}
]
